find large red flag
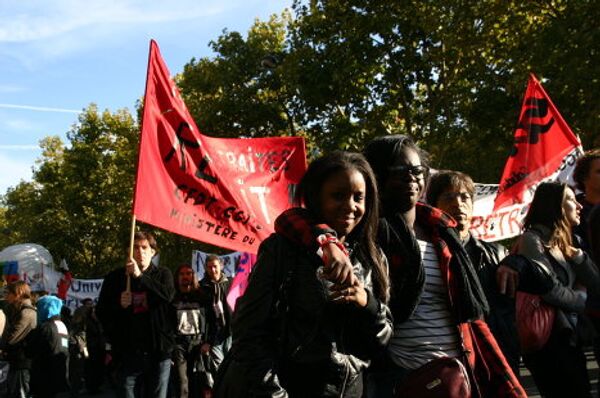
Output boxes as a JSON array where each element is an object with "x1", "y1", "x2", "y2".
[
  {"x1": 493, "y1": 74, "x2": 581, "y2": 211},
  {"x1": 133, "y1": 40, "x2": 306, "y2": 253}
]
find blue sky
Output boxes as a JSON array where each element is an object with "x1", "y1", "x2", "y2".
[{"x1": 0, "y1": 0, "x2": 291, "y2": 195}]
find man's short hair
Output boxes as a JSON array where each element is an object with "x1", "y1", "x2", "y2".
[
  {"x1": 426, "y1": 170, "x2": 475, "y2": 206},
  {"x1": 573, "y1": 149, "x2": 600, "y2": 192},
  {"x1": 204, "y1": 254, "x2": 220, "y2": 269},
  {"x1": 134, "y1": 231, "x2": 158, "y2": 251}
]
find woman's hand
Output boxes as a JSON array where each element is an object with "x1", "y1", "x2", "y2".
[
  {"x1": 329, "y1": 282, "x2": 368, "y2": 308},
  {"x1": 565, "y1": 246, "x2": 583, "y2": 261},
  {"x1": 320, "y1": 241, "x2": 358, "y2": 286},
  {"x1": 496, "y1": 265, "x2": 519, "y2": 297}
]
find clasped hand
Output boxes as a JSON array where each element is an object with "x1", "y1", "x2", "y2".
[{"x1": 319, "y1": 241, "x2": 367, "y2": 307}]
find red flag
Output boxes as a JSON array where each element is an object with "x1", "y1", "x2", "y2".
[
  {"x1": 493, "y1": 74, "x2": 581, "y2": 210},
  {"x1": 133, "y1": 40, "x2": 306, "y2": 253}
]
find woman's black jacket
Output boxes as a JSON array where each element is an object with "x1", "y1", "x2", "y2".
[{"x1": 214, "y1": 234, "x2": 393, "y2": 398}]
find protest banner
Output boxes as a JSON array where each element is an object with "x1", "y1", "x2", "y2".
[
  {"x1": 470, "y1": 74, "x2": 583, "y2": 241},
  {"x1": 63, "y1": 278, "x2": 104, "y2": 310},
  {"x1": 133, "y1": 40, "x2": 306, "y2": 254}
]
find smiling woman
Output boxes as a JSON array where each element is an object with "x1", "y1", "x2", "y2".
[{"x1": 213, "y1": 151, "x2": 393, "y2": 398}]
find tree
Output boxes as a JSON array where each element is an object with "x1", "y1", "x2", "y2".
[
  {"x1": 178, "y1": 13, "x2": 299, "y2": 137},
  {"x1": 179, "y1": 1, "x2": 599, "y2": 181},
  {"x1": 1, "y1": 105, "x2": 228, "y2": 277}
]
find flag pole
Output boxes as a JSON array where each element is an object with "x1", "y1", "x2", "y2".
[
  {"x1": 127, "y1": 215, "x2": 136, "y2": 292},
  {"x1": 126, "y1": 40, "x2": 155, "y2": 293}
]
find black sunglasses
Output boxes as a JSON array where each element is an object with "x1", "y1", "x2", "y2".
[{"x1": 388, "y1": 165, "x2": 428, "y2": 178}]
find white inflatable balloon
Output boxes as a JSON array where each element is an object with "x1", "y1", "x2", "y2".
[{"x1": 0, "y1": 243, "x2": 55, "y2": 291}]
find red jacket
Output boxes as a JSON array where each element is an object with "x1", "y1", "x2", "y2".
[{"x1": 414, "y1": 203, "x2": 525, "y2": 397}]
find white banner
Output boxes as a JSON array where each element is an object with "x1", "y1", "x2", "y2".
[
  {"x1": 471, "y1": 146, "x2": 583, "y2": 241},
  {"x1": 63, "y1": 278, "x2": 104, "y2": 310}
]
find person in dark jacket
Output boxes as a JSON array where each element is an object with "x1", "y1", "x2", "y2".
[
  {"x1": 28, "y1": 295, "x2": 69, "y2": 398},
  {"x1": 426, "y1": 170, "x2": 523, "y2": 372},
  {"x1": 69, "y1": 305, "x2": 88, "y2": 397},
  {"x1": 273, "y1": 136, "x2": 525, "y2": 397},
  {"x1": 591, "y1": 205, "x2": 600, "y2": 269},
  {"x1": 96, "y1": 231, "x2": 176, "y2": 398},
  {"x1": 171, "y1": 264, "x2": 207, "y2": 398},
  {"x1": 69, "y1": 298, "x2": 106, "y2": 397},
  {"x1": 572, "y1": 149, "x2": 600, "y2": 396},
  {"x1": 82, "y1": 299, "x2": 106, "y2": 394},
  {"x1": 214, "y1": 151, "x2": 393, "y2": 397},
  {"x1": 514, "y1": 182, "x2": 600, "y2": 398},
  {"x1": 199, "y1": 254, "x2": 231, "y2": 391},
  {"x1": 572, "y1": 149, "x2": 600, "y2": 254},
  {"x1": 1, "y1": 281, "x2": 37, "y2": 398}
]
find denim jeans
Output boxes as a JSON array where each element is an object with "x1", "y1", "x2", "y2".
[{"x1": 117, "y1": 353, "x2": 171, "y2": 398}]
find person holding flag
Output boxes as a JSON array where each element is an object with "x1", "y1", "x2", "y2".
[{"x1": 96, "y1": 231, "x2": 176, "y2": 398}]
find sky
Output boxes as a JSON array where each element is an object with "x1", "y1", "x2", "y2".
[{"x1": 0, "y1": 0, "x2": 292, "y2": 195}]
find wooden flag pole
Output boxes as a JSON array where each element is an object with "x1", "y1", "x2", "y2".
[{"x1": 127, "y1": 215, "x2": 136, "y2": 292}]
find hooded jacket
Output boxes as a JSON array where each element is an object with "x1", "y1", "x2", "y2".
[
  {"x1": 27, "y1": 295, "x2": 69, "y2": 396},
  {"x1": 200, "y1": 274, "x2": 232, "y2": 346}
]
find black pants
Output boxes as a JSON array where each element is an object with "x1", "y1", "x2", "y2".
[
  {"x1": 524, "y1": 333, "x2": 591, "y2": 398},
  {"x1": 85, "y1": 350, "x2": 106, "y2": 393},
  {"x1": 172, "y1": 347, "x2": 199, "y2": 398},
  {"x1": 7, "y1": 368, "x2": 30, "y2": 398}
]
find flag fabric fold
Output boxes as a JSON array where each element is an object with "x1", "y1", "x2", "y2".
[
  {"x1": 469, "y1": 73, "x2": 583, "y2": 242},
  {"x1": 493, "y1": 73, "x2": 581, "y2": 211}
]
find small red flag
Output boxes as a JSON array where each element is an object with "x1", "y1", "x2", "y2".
[
  {"x1": 226, "y1": 252, "x2": 256, "y2": 311},
  {"x1": 133, "y1": 40, "x2": 306, "y2": 253},
  {"x1": 493, "y1": 74, "x2": 581, "y2": 210}
]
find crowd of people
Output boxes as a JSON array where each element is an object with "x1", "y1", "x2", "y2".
[
  {"x1": 0, "y1": 235, "x2": 232, "y2": 398},
  {"x1": 0, "y1": 137, "x2": 599, "y2": 398}
]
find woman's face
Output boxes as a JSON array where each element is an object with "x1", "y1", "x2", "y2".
[
  {"x1": 563, "y1": 187, "x2": 582, "y2": 227},
  {"x1": 382, "y1": 147, "x2": 426, "y2": 213},
  {"x1": 319, "y1": 168, "x2": 366, "y2": 242}
]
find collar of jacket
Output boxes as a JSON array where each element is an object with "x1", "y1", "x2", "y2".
[
  {"x1": 529, "y1": 224, "x2": 552, "y2": 243},
  {"x1": 415, "y1": 202, "x2": 489, "y2": 323},
  {"x1": 202, "y1": 274, "x2": 229, "y2": 284}
]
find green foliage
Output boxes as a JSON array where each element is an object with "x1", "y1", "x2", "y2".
[
  {"x1": 180, "y1": 1, "x2": 599, "y2": 179},
  {"x1": 2, "y1": 1, "x2": 599, "y2": 277},
  {"x1": 0, "y1": 105, "x2": 219, "y2": 277},
  {"x1": 178, "y1": 13, "x2": 298, "y2": 138}
]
